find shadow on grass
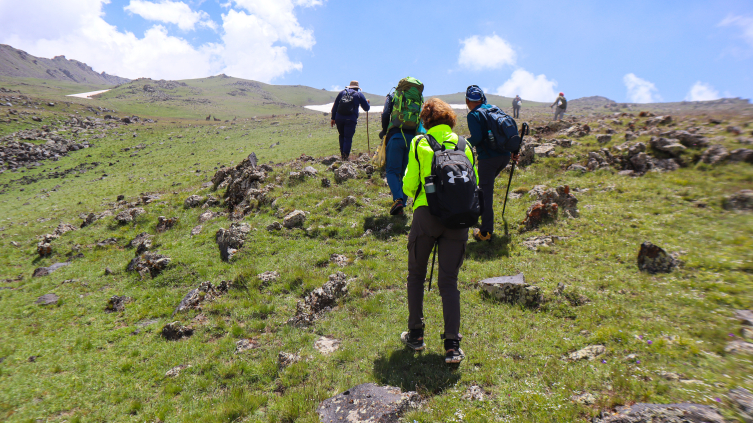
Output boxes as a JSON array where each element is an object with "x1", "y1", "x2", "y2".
[
  {"x1": 466, "y1": 219, "x2": 511, "y2": 261},
  {"x1": 363, "y1": 214, "x2": 410, "y2": 240},
  {"x1": 372, "y1": 348, "x2": 461, "y2": 396}
]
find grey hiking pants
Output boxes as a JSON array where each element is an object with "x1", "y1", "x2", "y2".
[
  {"x1": 554, "y1": 107, "x2": 565, "y2": 121},
  {"x1": 406, "y1": 206, "x2": 468, "y2": 340},
  {"x1": 478, "y1": 154, "x2": 511, "y2": 234}
]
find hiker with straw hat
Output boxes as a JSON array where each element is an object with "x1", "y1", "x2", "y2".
[{"x1": 331, "y1": 80, "x2": 370, "y2": 161}]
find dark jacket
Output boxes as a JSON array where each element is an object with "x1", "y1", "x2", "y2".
[
  {"x1": 331, "y1": 88, "x2": 370, "y2": 122},
  {"x1": 466, "y1": 103, "x2": 510, "y2": 160},
  {"x1": 512, "y1": 96, "x2": 522, "y2": 109}
]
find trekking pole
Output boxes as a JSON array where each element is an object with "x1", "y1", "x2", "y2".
[
  {"x1": 427, "y1": 241, "x2": 438, "y2": 292},
  {"x1": 366, "y1": 110, "x2": 371, "y2": 154},
  {"x1": 501, "y1": 123, "x2": 529, "y2": 218}
]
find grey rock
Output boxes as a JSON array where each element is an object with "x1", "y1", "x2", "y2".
[
  {"x1": 173, "y1": 281, "x2": 229, "y2": 315},
  {"x1": 673, "y1": 131, "x2": 709, "y2": 148},
  {"x1": 317, "y1": 383, "x2": 419, "y2": 423},
  {"x1": 480, "y1": 273, "x2": 541, "y2": 307},
  {"x1": 725, "y1": 340, "x2": 753, "y2": 355},
  {"x1": 723, "y1": 189, "x2": 753, "y2": 211},
  {"x1": 330, "y1": 254, "x2": 349, "y2": 267},
  {"x1": 729, "y1": 388, "x2": 753, "y2": 423},
  {"x1": 128, "y1": 232, "x2": 153, "y2": 254},
  {"x1": 736, "y1": 309, "x2": 753, "y2": 327},
  {"x1": 266, "y1": 221, "x2": 282, "y2": 231},
  {"x1": 597, "y1": 134, "x2": 612, "y2": 144},
  {"x1": 517, "y1": 141, "x2": 536, "y2": 167},
  {"x1": 522, "y1": 235, "x2": 564, "y2": 251},
  {"x1": 235, "y1": 338, "x2": 258, "y2": 353},
  {"x1": 282, "y1": 210, "x2": 306, "y2": 228},
  {"x1": 650, "y1": 137, "x2": 686, "y2": 156},
  {"x1": 32, "y1": 262, "x2": 69, "y2": 277},
  {"x1": 333, "y1": 163, "x2": 358, "y2": 183},
  {"x1": 161, "y1": 321, "x2": 193, "y2": 340},
  {"x1": 314, "y1": 336, "x2": 341, "y2": 355},
  {"x1": 184, "y1": 195, "x2": 204, "y2": 208},
  {"x1": 637, "y1": 242, "x2": 677, "y2": 274},
  {"x1": 321, "y1": 177, "x2": 331, "y2": 188},
  {"x1": 303, "y1": 166, "x2": 318, "y2": 176},
  {"x1": 593, "y1": 403, "x2": 724, "y2": 423},
  {"x1": 288, "y1": 272, "x2": 350, "y2": 326},
  {"x1": 534, "y1": 145, "x2": 556, "y2": 157},
  {"x1": 126, "y1": 252, "x2": 171, "y2": 278},
  {"x1": 571, "y1": 392, "x2": 596, "y2": 405},
  {"x1": 729, "y1": 148, "x2": 753, "y2": 163},
  {"x1": 553, "y1": 138, "x2": 572, "y2": 147},
  {"x1": 115, "y1": 207, "x2": 146, "y2": 224},
  {"x1": 105, "y1": 295, "x2": 132, "y2": 312},
  {"x1": 701, "y1": 145, "x2": 729, "y2": 165},
  {"x1": 338, "y1": 195, "x2": 358, "y2": 210},
  {"x1": 463, "y1": 384, "x2": 490, "y2": 401},
  {"x1": 257, "y1": 271, "x2": 280, "y2": 284},
  {"x1": 190, "y1": 225, "x2": 202, "y2": 236},
  {"x1": 156, "y1": 216, "x2": 178, "y2": 233},
  {"x1": 215, "y1": 223, "x2": 251, "y2": 261},
  {"x1": 625, "y1": 132, "x2": 638, "y2": 141},
  {"x1": 35, "y1": 293, "x2": 59, "y2": 306},
  {"x1": 278, "y1": 351, "x2": 301, "y2": 369},
  {"x1": 567, "y1": 345, "x2": 605, "y2": 361},
  {"x1": 567, "y1": 164, "x2": 588, "y2": 173},
  {"x1": 165, "y1": 364, "x2": 191, "y2": 377},
  {"x1": 198, "y1": 211, "x2": 215, "y2": 223}
]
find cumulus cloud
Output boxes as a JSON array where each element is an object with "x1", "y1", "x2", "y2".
[
  {"x1": 0, "y1": 0, "x2": 321, "y2": 82},
  {"x1": 124, "y1": 0, "x2": 216, "y2": 31},
  {"x1": 458, "y1": 34, "x2": 516, "y2": 70},
  {"x1": 495, "y1": 69, "x2": 558, "y2": 102},
  {"x1": 623, "y1": 73, "x2": 661, "y2": 103},
  {"x1": 719, "y1": 15, "x2": 753, "y2": 48},
  {"x1": 330, "y1": 85, "x2": 342, "y2": 91},
  {"x1": 685, "y1": 81, "x2": 721, "y2": 102}
]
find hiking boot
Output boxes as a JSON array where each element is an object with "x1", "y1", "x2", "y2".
[
  {"x1": 473, "y1": 228, "x2": 492, "y2": 242},
  {"x1": 390, "y1": 199, "x2": 404, "y2": 216},
  {"x1": 401, "y1": 328, "x2": 425, "y2": 351},
  {"x1": 444, "y1": 338, "x2": 465, "y2": 364}
]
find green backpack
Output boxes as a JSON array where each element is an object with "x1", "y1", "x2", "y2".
[{"x1": 387, "y1": 77, "x2": 424, "y2": 132}]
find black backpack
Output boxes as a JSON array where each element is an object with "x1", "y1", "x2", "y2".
[
  {"x1": 416, "y1": 134, "x2": 482, "y2": 229},
  {"x1": 337, "y1": 89, "x2": 356, "y2": 115},
  {"x1": 477, "y1": 105, "x2": 522, "y2": 154}
]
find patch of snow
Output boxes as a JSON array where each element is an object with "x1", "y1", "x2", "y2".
[{"x1": 66, "y1": 90, "x2": 110, "y2": 99}]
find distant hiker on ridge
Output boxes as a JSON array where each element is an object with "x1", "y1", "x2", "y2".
[
  {"x1": 331, "y1": 81, "x2": 370, "y2": 161},
  {"x1": 465, "y1": 85, "x2": 519, "y2": 242},
  {"x1": 551, "y1": 92, "x2": 567, "y2": 121},
  {"x1": 512, "y1": 95, "x2": 522, "y2": 119},
  {"x1": 401, "y1": 98, "x2": 479, "y2": 365},
  {"x1": 378, "y1": 77, "x2": 425, "y2": 216}
]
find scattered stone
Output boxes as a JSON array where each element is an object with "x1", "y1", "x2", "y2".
[
  {"x1": 637, "y1": 242, "x2": 677, "y2": 274},
  {"x1": 190, "y1": 225, "x2": 202, "y2": 236},
  {"x1": 314, "y1": 336, "x2": 341, "y2": 355},
  {"x1": 184, "y1": 195, "x2": 205, "y2": 208},
  {"x1": 32, "y1": 262, "x2": 69, "y2": 277},
  {"x1": 673, "y1": 131, "x2": 709, "y2": 148},
  {"x1": 156, "y1": 216, "x2": 178, "y2": 233},
  {"x1": 161, "y1": 322, "x2": 194, "y2": 340},
  {"x1": 288, "y1": 272, "x2": 351, "y2": 326},
  {"x1": 333, "y1": 163, "x2": 357, "y2": 183},
  {"x1": 202, "y1": 195, "x2": 220, "y2": 208},
  {"x1": 516, "y1": 141, "x2": 536, "y2": 167},
  {"x1": 534, "y1": 145, "x2": 556, "y2": 157},
  {"x1": 480, "y1": 273, "x2": 541, "y2": 307},
  {"x1": 522, "y1": 236, "x2": 564, "y2": 251},
  {"x1": 104, "y1": 267, "x2": 113, "y2": 275},
  {"x1": 115, "y1": 207, "x2": 146, "y2": 224},
  {"x1": 266, "y1": 221, "x2": 282, "y2": 231},
  {"x1": 462, "y1": 384, "x2": 489, "y2": 401},
  {"x1": 317, "y1": 383, "x2": 419, "y2": 423},
  {"x1": 625, "y1": 131, "x2": 638, "y2": 141},
  {"x1": 321, "y1": 177, "x2": 331, "y2": 188},
  {"x1": 282, "y1": 210, "x2": 306, "y2": 229},
  {"x1": 330, "y1": 254, "x2": 349, "y2": 267},
  {"x1": 215, "y1": 223, "x2": 251, "y2": 261},
  {"x1": 235, "y1": 338, "x2": 258, "y2": 353},
  {"x1": 728, "y1": 388, "x2": 753, "y2": 423},
  {"x1": 736, "y1": 309, "x2": 753, "y2": 327},
  {"x1": 128, "y1": 232, "x2": 153, "y2": 254},
  {"x1": 650, "y1": 137, "x2": 686, "y2": 156},
  {"x1": 35, "y1": 293, "x2": 59, "y2": 306},
  {"x1": 567, "y1": 345, "x2": 605, "y2": 361},
  {"x1": 95, "y1": 238, "x2": 118, "y2": 247},
  {"x1": 338, "y1": 196, "x2": 358, "y2": 210},
  {"x1": 597, "y1": 134, "x2": 612, "y2": 144},
  {"x1": 553, "y1": 138, "x2": 572, "y2": 147},
  {"x1": 567, "y1": 164, "x2": 588, "y2": 173},
  {"x1": 571, "y1": 392, "x2": 596, "y2": 406},
  {"x1": 197, "y1": 211, "x2": 215, "y2": 223},
  {"x1": 729, "y1": 148, "x2": 753, "y2": 163},
  {"x1": 727, "y1": 126, "x2": 743, "y2": 135},
  {"x1": 593, "y1": 403, "x2": 724, "y2": 423},
  {"x1": 522, "y1": 185, "x2": 578, "y2": 231},
  {"x1": 165, "y1": 364, "x2": 191, "y2": 377},
  {"x1": 257, "y1": 271, "x2": 280, "y2": 284},
  {"x1": 701, "y1": 145, "x2": 729, "y2": 165},
  {"x1": 723, "y1": 189, "x2": 753, "y2": 211},
  {"x1": 278, "y1": 351, "x2": 301, "y2": 369},
  {"x1": 725, "y1": 340, "x2": 753, "y2": 355},
  {"x1": 105, "y1": 295, "x2": 132, "y2": 312},
  {"x1": 173, "y1": 281, "x2": 229, "y2": 315},
  {"x1": 126, "y1": 252, "x2": 171, "y2": 278}
]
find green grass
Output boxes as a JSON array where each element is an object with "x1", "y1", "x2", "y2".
[{"x1": 0, "y1": 83, "x2": 751, "y2": 422}]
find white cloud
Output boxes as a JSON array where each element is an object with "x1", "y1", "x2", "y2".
[
  {"x1": 623, "y1": 73, "x2": 661, "y2": 103},
  {"x1": 685, "y1": 81, "x2": 721, "y2": 102},
  {"x1": 458, "y1": 34, "x2": 516, "y2": 70},
  {"x1": 719, "y1": 15, "x2": 753, "y2": 47},
  {"x1": 0, "y1": 0, "x2": 322, "y2": 82},
  {"x1": 495, "y1": 69, "x2": 558, "y2": 102},
  {"x1": 330, "y1": 85, "x2": 342, "y2": 91},
  {"x1": 124, "y1": 0, "x2": 216, "y2": 31}
]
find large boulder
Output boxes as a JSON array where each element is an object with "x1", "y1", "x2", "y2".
[
  {"x1": 183, "y1": 195, "x2": 204, "y2": 208},
  {"x1": 282, "y1": 210, "x2": 306, "y2": 228},
  {"x1": 480, "y1": 273, "x2": 541, "y2": 307},
  {"x1": 729, "y1": 148, "x2": 753, "y2": 163},
  {"x1": 215, "y1": 223, "x2": 251, "y2": 261},
  {"x1": 32, "y1": 262, "x2": 70, "y2": 277},
  {"x1": 723, "y1": 189, "x2": 753, "y2": 211},
  {"x1": 593, "y1": 403, "x2": 724, "y2": 423},
  {"x1": 729, "y1": 388, "x2": 753, "y2": 423},
  {"x1": 126, "y1": 252, "x2": 171, "y2": 278},
  {"x1": 333, "y1": 163, "x2": 358, "y2": 183},
  {"x1": 701, "y1": 145, "x2": 729, "y2": 165},
  {"x1": 115, "y1": 207, "x2": 146, "y2": 224},
  {"x1": 317, "y1": 383, "x2": 419, "y2": 423},
  {"x1": 649, "y1": 137, "x2": 686, "y2": 156},
  {"x1": 637, "y1": 242, "x2": 676, "y2": 274},
  {"x1": 128, "y1": 232, "x2": 153, "y2": 254},
  {"x1": 161, "y1": 322, "x2": 193, "y2": 340},
  {"x1": 288, "y1": 272, "x2": 350, "y2": 327},
  {"x1": 673, "y1": 131, "x2": 709, "y2": 148}
]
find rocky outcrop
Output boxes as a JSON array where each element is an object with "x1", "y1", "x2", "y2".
[
  {"x1": 126, "y1": 252, "x2": 171, "y2": 278},
  {"x1": 723, "y1": 189, "x2": 753, "y2": 211},
  {"x1": 282, "y1": 210, "x2": 306, "y2": 228},
  {"x1": 729, "y1": 388, "x2": 753, "y2": 423},
  {"x1": 128, "y1": 232, "x2": 153, "y2": 254},
  {"x1": 637, "y1": 242, "x2": 677, "y2": 274},
  {"x1": 161, "y1": 322, "x2": 193, "y2": 340},
  {"x1": 317, "y1": 383, "x2": 420, "y2": 423},
  {"x1": 701, "y1": 145, "x2": 729, "y2": 165},
  {"x1": 32, "y1": 262, "x2": 69, "y2": 277},
  {"x1": 593, "y1": 403, "x2": 724, "y2": 423},
  {"x1": 521, "y1": 185, "x2": 578, "y2": 231},
  {"x1": 156, "y1": 216, "x2": 178, "y2": 233},
  {"x1": 212, "y1": 153, "x2": 273, "y2": 217},
  {"x1": 172, "y1": 281, "x2": 229, "y2": 315},
  {"x1": 288, "y1": 272, "x2": 351, "y2": 327},
  {"x1": 333, "y1": 163, "x2": 358, "y2": 183},
  {"x1": 480, "y1": 273, "x2": 541, "y2": 307},
  {"x1": 183, "y1": 195, "x2": 204, "y2": 208},
  {"x1": 567, "y1": 345, "x2": 605, "y2": 361},
  {"x1": 115, "y1": 207, "x2": 146, "y2": 224},
  {"x1": 105, "y1": 295, "x2": 132, "y2": 312},
  {"x1": 215, "y1": 223, "x2": 251, "y2": 261}
]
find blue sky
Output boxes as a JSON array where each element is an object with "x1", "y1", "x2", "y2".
[{"x1": 1, "y1": 0, "x2": 752, "y2": 103}]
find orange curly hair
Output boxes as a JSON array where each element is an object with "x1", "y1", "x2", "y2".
[{"x1": 420, "y1": 98, "x2": 457, "y2": 129}]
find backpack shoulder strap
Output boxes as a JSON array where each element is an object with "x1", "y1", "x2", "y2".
[{"x1": 455, "y1": 136, "x2": 466, "y2": 151}]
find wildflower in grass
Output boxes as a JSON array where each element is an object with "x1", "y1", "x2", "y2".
[
  {"x1": 715, "y1": 397, "x2": 721, "y2": 402},
  {"x1": 601, "y1": 359, "x2": 607, "y2": 364},
  {"x1": 647, "y1": 340, "x2": 652, "y2": 345},
  {"x1": 729, "y1": 333, "x2": 735, "y2": 337},
  {"x1": 636, "y1": 360, "x2": 641, "y2": 364},
  {"x1": 638, "y1": 335, "x2": 643, "y2": 340}
]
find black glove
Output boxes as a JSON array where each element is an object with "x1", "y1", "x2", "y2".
[{"x1": 378, "y1": 130, "x2": 385, "y2": 139}]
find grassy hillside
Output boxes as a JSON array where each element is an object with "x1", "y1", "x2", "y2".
[{"x1": 1, "y1": 81, "x2": 752, "y2": 422}]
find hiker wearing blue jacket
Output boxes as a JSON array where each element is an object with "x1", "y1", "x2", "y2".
[
  {"x1": 465, "y1": 86, "x2": 519, "y2": 242},
  {"x1": 331, "y1": 80, "x2": 370, "y2": 160}
]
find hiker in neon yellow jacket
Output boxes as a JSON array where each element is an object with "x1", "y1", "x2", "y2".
[{"x1": 400, "y1": 98, "x2": 477, "y2": 365}]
